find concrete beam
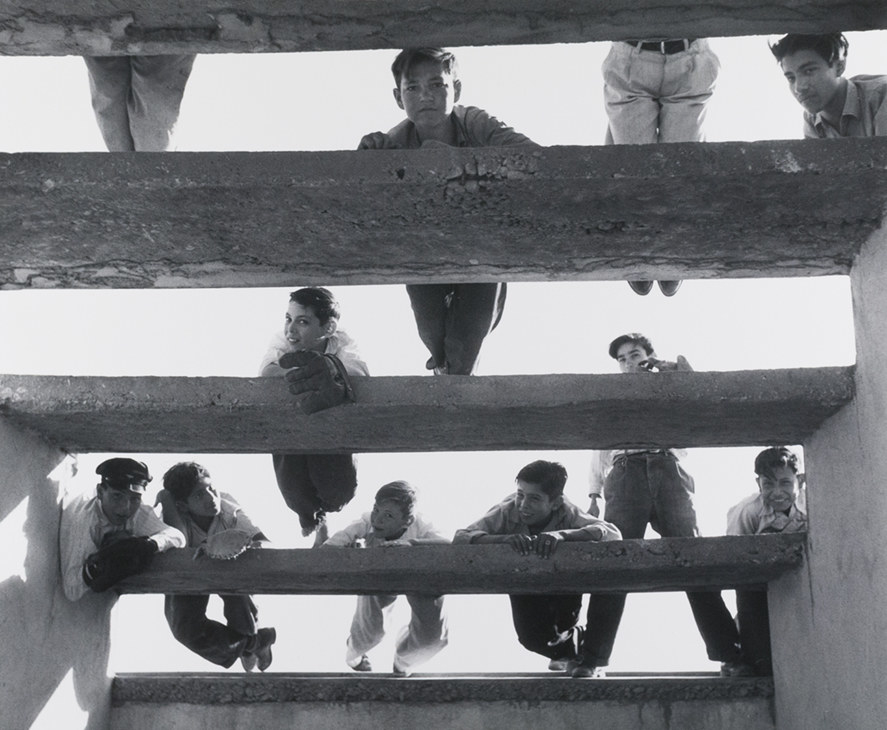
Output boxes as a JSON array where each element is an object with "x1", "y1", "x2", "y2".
[
  {"x1": 0, "y1": 368, "x2": 854, "y2": 453},
  {"x1": 117, "y1": 534, "x2": 806, "y2": 595},
  {"x1": 2, "y1": 140, "x2": 885, "y2": 290},
  {"x1": 1, "y1": 1, "x2": 884, "y2": 56}
]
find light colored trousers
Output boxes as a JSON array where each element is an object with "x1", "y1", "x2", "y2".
[
  {"x1": 346, "y1": 593, "x2": 448, "y2": 671},
  {"x1": 602, "y1": 40, "x2": 719, "y2": 144},
  {"x1": 84, "y1": 55, "x2": 196, "y2": 151}
]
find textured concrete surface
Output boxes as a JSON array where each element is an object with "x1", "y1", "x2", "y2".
[
  {"x1": 116, "y1": 534, "x2": 806, "y2": 596},
  {"x1": 0, "y1": 0, "x2": 883, "y2": 55},
  {"x1": 1, "y1": 140, "x2": 886, "y2": 290},
  {"x1": 0, "y1": 368, "x2": 855, "y2": 453}
]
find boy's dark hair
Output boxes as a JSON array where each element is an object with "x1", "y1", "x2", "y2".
[
  {"x1": 391, "y1": 48, "x2": 459, "y2": 88},
  {"x1": 290, "y1": 287, "x2": 340, "y2": 326},
  {"x1": 608, "y1": 333, "x2": 654, "y2": 360},
  {"x1": 375, "y1": 480, "x2": 418, "y2": 520},
  {"x1": 516, "y1": 460, "x2": 568, "y2": 498},
  {"x1": 754, "y1": 447, "x2": 800, "y2": 479},
  {"x1": 163, "y1": 461, "x2": 211, "y2": 501},
  {"x1": 769, "y1": 33, "x2": 849, "y2": 65}
]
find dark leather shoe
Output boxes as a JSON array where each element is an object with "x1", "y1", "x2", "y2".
[
  {"x1": 658, "y1": 280, "x2": 682, "y2": 296},
  {"x1": 628, "y1": 280, "x2": 654, "y2": 295}
]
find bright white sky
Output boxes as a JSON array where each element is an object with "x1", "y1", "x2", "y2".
[{"x1": 1, "y1": 32, "x2": 882, "y2": 679}]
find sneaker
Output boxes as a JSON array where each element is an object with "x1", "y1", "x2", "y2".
[
  {"x1": 254, "y1": 627, "x2": 277, "y2": 672},
  {"x1": 548, "y1": 658, "x2": 570, "y2": 672},
  {"x1": 658, "y1": 280, "x2": 683, "y2": 297},
  {"x1": 350, "y1": 655, "x2": 373, "y2": 672},
  {"x1": 392, "y1": 662, "x2": 412, "y2": 677},
  {"x1": 720, "y1": 661, "x2": 756, "y2": 677},
  {"x1": 628, "y1": 280, "x2": 654, "y2": 295},
  {"x1": 571, "y1": 662, "x2": 605, "y2": 679}
]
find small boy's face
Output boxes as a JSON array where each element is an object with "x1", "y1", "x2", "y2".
[
  {"x1": 284, "y1": 301, "x2": 334, "y2": 354},
  {"x1": 97, "y1": 485, "x2": 142, "y2": 525},
  {"x1": 780, "y1": 49, "x2": 844, "y2": 115},
  {"x1": 757, "y1": 465, "x2": 801, "y2": 513},
  {"x1": 394, "y1": 60, "x2": 461, "y2": 129},
  {"x1": 370, "y1": 498, "x2": 412, "y2": 540},
  {"x1": 184, "y1": 477, "x2": 222, "y2": 518},
  {"x1": 515, "y1": 479, "x2": 561, "y2": 529},
  {"x1": 615, "y1": 342, "x2": 651, "y2": 373}
]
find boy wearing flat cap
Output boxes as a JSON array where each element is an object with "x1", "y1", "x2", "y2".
[{"x1": 59, "y1": 457, "x2": 186, "y2": 601}]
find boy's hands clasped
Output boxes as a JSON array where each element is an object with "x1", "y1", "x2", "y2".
[{"x1": 508, "y1": 531, "x2": 563, "y2": 559}]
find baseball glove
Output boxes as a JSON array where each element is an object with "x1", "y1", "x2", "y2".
[
  {"x1": 194, "y1": 529, "x2": 254, "y2": 560},
  {"x1": 83, "y1": 535, "x2": 158, "y2": 592},
  {"x1": 279, "y1": 350, "x2": 354, "y2": 414}
]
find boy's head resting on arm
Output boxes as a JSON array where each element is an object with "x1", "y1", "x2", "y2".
[
  {"x1": 285, "y1": 287, "x2": 340, "y2": 354},
  {"x1": 95, "y1": 457, "x2": 152, "y2": 525},
  {"x1": 371, "y1": 481, "x2": 417, "y2": 540},
  {"x1": 514, "y1": 460, "x2": 567, "y2": 530},
  {"x1": 769, "y1": 33, "x2": 849, "y2": 116},
  {"x1": 163, "y1": 461, "x2": 222, "y2": 518},
  {"x1": 391, "y1": 48, "x2": 462, "y2": 141},
  {"x1": 753, "y1": 447, "x2": 803, "y2": 513}
]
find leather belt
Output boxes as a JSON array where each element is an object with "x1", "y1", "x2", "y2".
[{"x1": 624, "y1": 39, "x2": 695, "y2": 54}]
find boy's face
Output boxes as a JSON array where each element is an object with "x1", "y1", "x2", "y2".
[
  {"x1": 780, "y1": 49, "x2": 845, "y2": 115},
  {"x1": 370, "y1": 498, "x2": 412, "y2": 539},
  {"x1": 756, "y1": 465, "x2": 801, "y2": 513},
  {"x1": 97, "y1": 485, "x2": 143, "y2": 525},
  {"x1": 184, "y1": 477, "x2": 222, "y2": 518},
  {"x1": 515, "y1": 479, "x2": 561, "y2": 529},
  {"x1": 284, "y1": 301, "x2": 334, "y2": 354},
  {"x1": 394, "y1": 60, "x2": 461, "y2": 129},
  {"x1": 615, "y1": 342, "x2": 651, "y2": 373}
]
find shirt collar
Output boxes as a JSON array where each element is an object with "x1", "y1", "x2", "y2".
[{"x1": 813, "y1": 79, "x2": 860, "y2": 134}]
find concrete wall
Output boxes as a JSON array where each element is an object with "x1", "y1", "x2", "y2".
[
  {"x1": 770, "y1": 223, "x2": 887, "y2": 730},
  {"x1": 0, "y1": 421, "x2": 113, "y2": 730}
]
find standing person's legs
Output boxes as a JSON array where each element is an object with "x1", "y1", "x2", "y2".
[
  {"x1": 602, "y1": 42, "x2": 663, "y2": 145},
  {"x1": 272, "y1": 454, "x2": 322, "y2": 532},
  {"x1": 649, "y1": 453, "x2": 741, "y2": 662},
  {"x1": 508, "y1": 594, "x2": 583, "y2": 660},
  {"x1": 222, "y1": 594, "x2": 259, "y2": 636},
  {"x1": 444, "y1": 282, "x2": 507, "y2": 375},
  {"x1": 658, "y1": 40, "x2": 720, "y2": 143},
  {"x1": 406, "y1": 284, "x2": 450, "y2": 371},
  {"x1": 394, "y1": 594, "x2": 449, "y2": 672},
  {"x1": 128, "y1": 55, "x2": 196, "y2": 151},
  {"x1": 346, "y1": 594, "x2": 397, "y2": 667},
  {"x1": 737, "y1": 588, "x2": 773, "y2": 675},
  {"x1": 83, "y1": 56, "x2": 136, "y2": 151},
  {"x1": 165, "y1": 594, "x2": 252, "y2": 667}
]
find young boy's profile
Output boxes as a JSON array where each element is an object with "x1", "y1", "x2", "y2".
[
  {"x1": 156, "y1": 461, "x2": 277, "y2": 672},
  {"x1": 727, "y1": 446, "x2": 807, "y2": 675},
  {"x1": 769, "y1": 32, "x2": 886, "y2": 138},
  {"x1": 322, "y1": 481, "x2": 449, "y2": 676},
  {"x1": 259, "y1": 287, "x2": 370, "y2": 542},
  {"x1": 453, "y1": 460, "x2": 621, "y2": 675},
  {"x1": 59, "y1": 457, "x2": 186, "y2": 602},
  {"x1": 358, "y1": 47, "x2": 535, "y2": 376}
]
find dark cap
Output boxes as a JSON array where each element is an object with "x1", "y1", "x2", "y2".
[
  {"x1": 608, "y1": 332, "x2": 654, "y2": 360},
  {"x1": 96, "y1": 458, "x2": 152, "y2": 494}
]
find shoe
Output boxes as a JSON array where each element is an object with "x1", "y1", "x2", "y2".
[
  {"x1": 658, "y1": 280, "x2": 682, "y2": 296},
  {"x1": 570, "y1": 661, "x2": 605, "y2": 679},
  {"x1": 240, "y1": 650, "x2": 258, "y2": 672},
  {"x1": 312, "y1": 517, "x2": 329, "y2": 547},
  {"x1": 628, "y1": 280, "x2": 654, "y2": 295},
  {"x1": 350, "y1": 655, "x2": 372, "y2": 672},
  {"x1": 425, "y1": 356, "x2": 437, "y2": 371},
  {"x1": 720, "y1": 661, "x2": 755, "y2": 677},
  {"x1": 392, "y1": 662, "x2": 412, "y2": 677},
  {"x1": 254, "y1": 627, "x2": 276, "y2": 672},
  {"x1": 548, "y1": 658, "x2": 570, "y2": 672}
]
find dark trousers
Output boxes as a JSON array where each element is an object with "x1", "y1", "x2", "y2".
[
  {"x1": 165, "y1": 594, "x2": 257, "y2": 668},
  {"x1": 509, "y1": 594, "x2": 583, "y2": 660},
  {"x1": 272, "y1": 453, "x2": 357, "y2": 531},
  {"x1": 406, "y1": 282, "x2": 506, "y2": 375},
  {"x1": 736, "y1": 589, "x2": 773, "y2": 675},
  {"x1": 582, "y1": 452, "x2": 741, "y2": 666}
]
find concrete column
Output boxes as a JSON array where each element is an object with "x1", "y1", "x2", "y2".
[
  {"x1": 0, "y1": 421, "x2": 113, "y2": 730},
  {"x1": 770, "y1": 221, "x2": 887, "y2": 730}
]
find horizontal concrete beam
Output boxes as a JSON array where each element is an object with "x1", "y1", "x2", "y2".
[
  {"x1": 2, "y1": 140, "x2": 885, "y2": 290},
  {"x1": 117, "y1": 534, "x2": 806, "y2": 595},
  {"x1": 2, "y1": 1, "x2": 884, "y2": 56},
  {"x1": 0, "y1": 369, "x2": 853, "y2": 453}
]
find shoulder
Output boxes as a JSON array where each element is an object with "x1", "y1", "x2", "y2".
[
  {"x1": 327, "y1": 330, "x2": 370, "y2": 375},
  {"x1": 726, "y1": 492, "x2": 763, "y2": 533},
  {"x1": 386, "y1": 118, "x2": 419, "y2": 148},
  {"x1": 558, "y1": 497, "x2": 595, "y2": 526},
  {"x1": 454, "y1": 105, "x2": 533, "y2": 147}
]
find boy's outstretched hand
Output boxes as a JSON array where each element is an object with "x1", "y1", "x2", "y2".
[
  {"x1": 357, "y1": 132, "x2": 400, "y2": 150},
  {"x1": 279, "y1": 350, "x2": 354, "y2": 414},
  {"x1": 507, "y1": 532, "x2": 563, "y2": 558}
]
